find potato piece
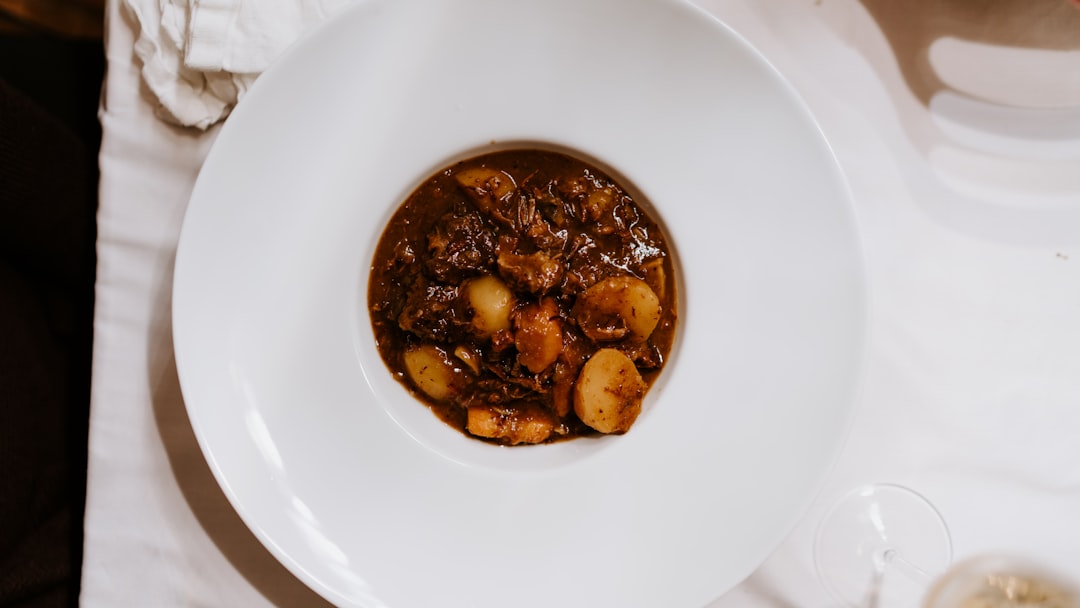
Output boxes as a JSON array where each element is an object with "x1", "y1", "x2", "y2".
[
  {"x1": 573, "y1": 348, "x2": 645, "y2": 434},
  {"x1": 466, "y1": 403, "x2": 554, "y2": 445},
  {"x1": 455, "y1": 167, "x2": 516, "y2": 214},
  {"x1": 514, "y1": 298, "x2": 563, "y2": 373},
  {"x1": 574, "y1": 276, "x2": 661, "y2": 343},
  {"x1": 640, "y1": 258, "x2": 667, "y2": 301},
  {"x1": 403, "y1": 344, "x2": 464, "y2": 402},
  {"x1": 464, "y1": 275, "x2": 515, "y2": 337}
]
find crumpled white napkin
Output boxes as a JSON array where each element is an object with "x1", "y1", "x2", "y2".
[{"x1": 124, "y1": 0, "x2": 352, "y2": 130}]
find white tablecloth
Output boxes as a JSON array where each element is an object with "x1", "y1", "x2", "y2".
[{"x1": 81, "y1": 0, "x2": 1080, "y2": 605}]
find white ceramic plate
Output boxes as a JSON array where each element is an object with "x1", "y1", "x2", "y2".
[{"x1": 173, "y1": 0, "x2": 866, "y2": 606}]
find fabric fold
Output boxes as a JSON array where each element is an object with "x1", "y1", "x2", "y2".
[{"x1": 124, "y1": 0, "x2": 351, "y2": 129}]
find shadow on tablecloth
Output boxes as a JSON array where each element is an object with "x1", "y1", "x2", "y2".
[
  {"x1": 815, "y1": 0, "x2": 1080, "y2": 248},
  {"x1": 857, "y1": 0, "x2": 1080, "y2": 106}
]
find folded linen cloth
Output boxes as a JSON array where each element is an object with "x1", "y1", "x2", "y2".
[{"x1": 124, "y1": 0, "x2": 351, "y2": 129}]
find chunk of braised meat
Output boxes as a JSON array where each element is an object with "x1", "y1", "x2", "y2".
[
  {"x1": 532, "y1": 182, "x2": 576, "y2": 228},
  {"x1": 587, "y1": 192, "x2": 637, "y2": 238},
  {"x1": 461, "y1": 376, "x2": 536, "y2": 406},
  {"x1": 621, "y1": 340, "x2": 664, "y2": 370},
  {"x1": 581, "y1": 187, "x2": 617, "y2": 222},
  {"x1": 550, "y1": 361, "x2": 577, "y2": 418},
  {"x1": 516, "y1": 195, "x2": 568, "y2": 251},
  {"x1": 559, "y1": 327, "x2": 593, "y2": 370},
  {"x1": 377, "y1": 239, "x2": 416, "y2": 272},
  {"x1": 490, "y1": 328, "x2": 514, "y2": 353},
  {"x1": 513, "y1": 298, "x2": 563, "y2": 373},
  {"x1": 557, "y1": 174, "x2": 620, "y2": 226},
  {"x1": 497, "y1": 249, "x2": 564, "y2": 295},
  {"x1": 557, "y1": 174, "x2": 593, "y2": 200},
  {"x1": 550, "y1": 330, "x2": 592, "y2": 417},
  {"x1": 466, "y1": 401, "x2": 556, "y2": 445},
  {"x1": 426, "y1": 207, "x2": 496, "y2": 282},
  {"x1": 458, "y1": 364, "x2": 550, "y2": 411},
  {"x1": 485, "y1": 357, "x2": 554, "y2": 394},
  {"x1": 397, "y1": 279, "x2": 464, "y2": 342},
  {"x1": 562, "y1": 232, "x2": 599, "y2": 295}
]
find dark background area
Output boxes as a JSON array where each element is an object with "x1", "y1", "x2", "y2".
[{"x1": 0, "y1": 7, "x2": 105, "y2": 606}]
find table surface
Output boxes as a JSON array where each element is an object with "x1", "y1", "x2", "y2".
[{"x1": 80, "y1": 0, "x2": 1080, "y2": 606}]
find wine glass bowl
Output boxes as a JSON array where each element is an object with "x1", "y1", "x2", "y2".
[{"x1": 923, "y1": 554, "x2": 1080, "y2": 608}]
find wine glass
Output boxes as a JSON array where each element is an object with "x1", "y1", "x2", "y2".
[
  {"x1": 923, "y1": 554, "x2": 1080, "y2": 608},
  {"x1": 814, "y1": 483, "x2": 954, "y2": 608}
]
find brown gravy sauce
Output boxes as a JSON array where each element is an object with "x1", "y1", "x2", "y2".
[{"x1": 368, "y1": 149, "x2": 677, "y2": 445}]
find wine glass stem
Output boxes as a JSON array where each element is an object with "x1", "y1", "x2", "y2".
[
  {"x1": 861, "y1": 549, "x2": 934, "y2": 608},
  {"x1": 861, "y1": 559, "x2": 886, "y2": 608}
]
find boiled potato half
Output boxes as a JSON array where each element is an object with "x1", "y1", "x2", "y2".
[
  {"x1": 403, "y1": 344, "x2": 464, "y2": 402},
  {"x1": 464, "y1": 274, "x2": 515, "y2": 337},
  {"x1": 574, "y1": 275, "x2": 661, "y2": 342},
  {"x1": 573, "y1": 348, "x2": 646, "y2": 434}
]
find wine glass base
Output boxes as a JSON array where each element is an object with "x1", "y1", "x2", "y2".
[{"x1": 814, "y1": 483, "x2": 953, "y2": 608}]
